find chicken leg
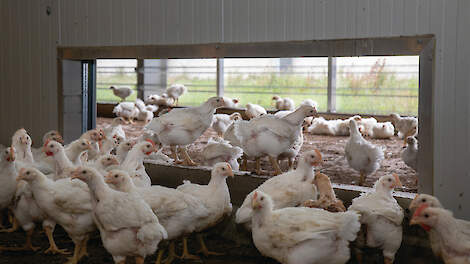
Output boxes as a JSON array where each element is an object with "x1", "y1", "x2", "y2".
[
  {"x1": 179, "y1": 237, "x2": 200, "y2": 260},
  {"x1": 65, "y1": 240, "x2": 84, "y2": 264},
  {"x1": 240, "y1": 156, "x2": 248, "y2": 171},
  {"x1": 269, "y1": 156, "x2": 283, "y2": 175},
  {"x1": 0, "y1": 216, "x2": 18, "y2": 233},
  {"x1": 196, "y1": 234, "x2": 224, "y2": 257},
  {"x1": 255, "y1": 157, "x2": 261, "y2": 175},
  {"x1": 160, "y1": 241, "x2": 179, "y2": 264},
  {"x1": 78, "y1": 236, "x2": 89, "y2": 259},
  {"x1": 179, "y1": 146, "x2": 198, "y2": 166},
  {"x1": 288, "y1": 158, "x2": 294, "y2": 169},
  {"x1": 169, "y1": 146, "x2": 182, "y2": 163},
  {"x1": 359, "y1": 172, "x2": 366, "y2": 186},
  {"x1": 43, "y1": 226, "x2": 70, "y2": 255},
  {"x1": 155, "y1": 249, "x2": 165, "y2": 264},
  {"x1": 0, "y1": 229, "x2": 40, "y2": 252},
  {"x1": 384, "y1": 257, "x2": 394, "y2": 264}
]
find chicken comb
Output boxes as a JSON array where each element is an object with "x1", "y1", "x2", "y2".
[
  {"x1": 145, "y1": 139, "x2": 156, "y2": 148},
  {"x1": 44, "y1": 139, "x2": 51, "y2": 148},
  {"x1": 413, "y1": 203, "x2": 430, "y2": 219},
  {"x1": 393, "y1": 173, "x2": 403, "y2": 187}
]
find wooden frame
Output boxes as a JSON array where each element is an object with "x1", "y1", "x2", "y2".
[{"x1": 57, "y1": 35, "x2": 435, "y2": 194}]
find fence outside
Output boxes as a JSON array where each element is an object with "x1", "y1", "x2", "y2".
[{"x1": 97, "y1": 57, "x2": 419, "y2": 115}]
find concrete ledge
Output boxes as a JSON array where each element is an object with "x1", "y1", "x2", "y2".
[{"x1": 144, "y1": 162, "x2": 431, "y2": 252}]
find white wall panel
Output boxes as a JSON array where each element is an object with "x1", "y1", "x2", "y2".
[{"x1": 1, "y1": 0, "x2": 469, "y2": 218}]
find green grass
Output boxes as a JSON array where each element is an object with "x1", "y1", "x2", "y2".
[{"x1": 97, "y1": 70, "x2": 418, "y2": 115}]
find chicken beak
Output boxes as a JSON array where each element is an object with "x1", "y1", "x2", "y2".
[
  {"x1": 409, "y1": 195, "x2": 419, "y2": 210},
  {"x1": 409, "y1": 217, "x2": 419, "y2": 226},
  {"x1": 16, "y1": 168, "x2": 26, "y2": 181},
  {"x1": 251, "y1": 192, "x2": 260, "y2": 209},
  {"x1": 393, "y1": 173, "x2": 403, "y2": 188},
  {"x1": 70, "y1": 168, "x2": 81, "y2": 180},
  {"x1": 104, "y1": 173, "x2": 113, "y2": 184},
  {"x1": 311, "y1": 149, "x2": 323, "y2": 166},
  {"x1": 56, "y1": 136, "x2": 64, "y2": 144}
]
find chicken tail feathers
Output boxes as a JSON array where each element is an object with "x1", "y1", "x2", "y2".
[{"x1": 337, "y1": 211, "x2": 361, "y2": 242}]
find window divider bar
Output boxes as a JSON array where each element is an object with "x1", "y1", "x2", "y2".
[
  {"x1": 327, "y1": 57, "x2": 337, "y2": 113},
  {"x1": 217, "y1": 58, "x2": 224, "y2": 97},
  {"x1": 136, "y1": 59, "x2": 144, "y2": 100}
]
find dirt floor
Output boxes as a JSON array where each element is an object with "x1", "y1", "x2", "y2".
[{"x1": 97, "y1": 117, "x2": 417, "y2": 192}]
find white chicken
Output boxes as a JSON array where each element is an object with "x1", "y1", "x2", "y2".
[
  {"x1": 176, "y1": 162, "x2": 234, "y2": 256},
  {"x1": 307, "y1": 117, "x2": 336, "y2": 136},
  {"x1": 103, "y1": 117, "x2": 126, "y2": 140},
  {"x1": 146, "y1": 97, "x2": 227, "y2": 166},
  {"x1": 371, "y1": 122, "x2": 395, "y2": 139},
  {"x1": 113, "y1": 102, "x2": 139, "y2": 124},
  {"x1": 145, "y1": 93, "x2": 175, "y2": 107},
  {"x1": 272, "y1": 95, "x2": 295, "y2": 111},
  {"x1": 104, "y1": 170, "x2": 210, "y2": 261},
  {"x1": 72, "y1": 168, "x2": 167, "y2": 264},
  {"x1": 64, "y1": 138, "x2": 92, "y2": 166},
  {"x1": 109, "y1": 86, "x2": 134, "y2": 102},
  {"x1": 212, "y1": 112, "x2": 242, "y2": 137},
  {"x1": 17, "y1": 167, "x2": 95, "y2": 264},
  {"x1": 409, "y1": 194, "x2": 470, "y2": 262},
  {"x1": 333, "y1": 115, "x2": 362, "y2": 136},
  {"x1": 274, "y1": 110, "x2": 303, "y2": 169},
  {"x1": 348, "y1": 174, "x2": 404, "y2": 264},
  {"x1": 401, "y1": 136, "x2": 418, "y2": 171},
  {"x1": 116, "y1": 140, "x2": 136, "y2": 164},
  {"x1": 120, "y1": 140, "x2": 157, "y2": 187},
  {"x1": 390, "y1": 113, "x2": 418, "y2": 144},
  {"x1": 300, "y1": 98, "x2": 319, "y2": 109},
  {"x1": 222, "y1": 97, "x2": 239, "y2": 108},
  {"x1": 236, "y1": 150, "x2": 322, "y2": 229},
  {"x1": 0, "y1": 147, "x2": 17, "y2": 230},
  {"x1": 358, "y1": 117, "x2": 378, "y2": 137},
  {"x1": 44, "y1": 140, "x2": 78, "y2": 180},
  {"x1": 32, "y1": 130, "x2": 64, "y2": 159},
  {"x1": 201, "y1": 137, "x2": 243, "y2": 171},
  {"x1": 235, "y1": 105, "x2": 317, "y2": 175},
  {"x1": 86, "y1": 154, "x2": 120, "y2": 176},
  {"x1": 134, "y1": 98, "x2": 154, "y2": 123},
  {"x1": 245, "y1": 103, "x2": 267, "y2": 119},
  {"x1": 345, "y1": 119, "x2": 384, "y2": 185},
  {"x1": 410, "y1": 204, "x2": 470, "y2": 263},
  {"x1": 98, "y1": 136, "x2": 119, "y2": 156},
  {"x1": 250, "y1": 191, "x2": 361, "y2": 264},
  {"x1": 79, "y1": 129, "x2": 105, "y2": 161},
  {"x1": 165, "y1": 84, "x2": 187, "y2": 105}
]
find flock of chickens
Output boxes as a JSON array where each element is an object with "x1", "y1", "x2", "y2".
[{"x1": 0, "y1": 89, "x2": 468, "y2": 264}]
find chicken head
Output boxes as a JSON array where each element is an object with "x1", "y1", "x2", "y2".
[
  {"x1": 3, "y1": 147, "x2": 15, "y2": 162},
  {"x1": 212, "y1": 162, "x2": 234, "y2": 179}
]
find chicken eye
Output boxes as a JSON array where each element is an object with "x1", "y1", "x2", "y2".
[
  {"x1": 82, "y1": 170, "x2": 86, "y2": 174},
  {"x1": 260, "y1": 197, "x2": 264, "y2": 201},
  {"x1": 107, "y1": 158, "x2": 111, "y2": 161},
  {"x1": 422, "y1": 198, "x2": 426, "y2": 203},
  {"x1": 216, "y1": 99, "x2": 220, "y2": 102},
  {"x1": 82, "y1": 143, "x2": 86, "y2": 146},
  {"x1": 26, "y1": 171, "x2": 30, "y2": 175},
  {"x1": 222, "y1": 167, "x2": 225, "y2": 171},
  {"x1": 388, "y1": 178, "x2": 392, "y2": 182},
  {"x1": 114, "y1": 174, "x2": 118, "y2": 178},
  {"x1": 424, "y1": 213, "x2": 429, "y2": 218},
  {"x1": 310, "y1": 155, "x2": 314, "y2": 158},
  {"x1": 50, "y1": 145, "x2": 54, "y2": 148}
]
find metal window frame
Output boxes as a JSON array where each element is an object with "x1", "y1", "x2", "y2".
[{"x1": 58, "y1": 35, "x2": 435, "y2": 194}]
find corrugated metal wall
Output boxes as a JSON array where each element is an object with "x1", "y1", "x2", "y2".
[{"x1": 0, "y1": 0, "x2": 469, "y2": 218}]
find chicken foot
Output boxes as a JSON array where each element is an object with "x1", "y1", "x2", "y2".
[
  {"x1": 179, "y1": 237, "x2": 201, "y2": 260},
  {"x1": 269, "y1": 156, "x2": 283, "y2": 176},
  {"x1": 43, "y1": 226, "x2": 70, "y2": 255},
  {"x1": 159, "y1": 241, "x2": 179, "y2": 264},
  {"x1": 196, "y1": 234, "x2": 224, "y2": 257},
  {"x1": 359, "y1": 172, "x2": 366, "y2": 186},
  {"x1": 240, "y1": 156, "x2": 248, "y2": 171},
  {"x1": 78, "y1": 236, "x2": 89, "y2": 259},
  {"x1": 179, "y1": 147, "x2": 198, "y2": 166}
]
